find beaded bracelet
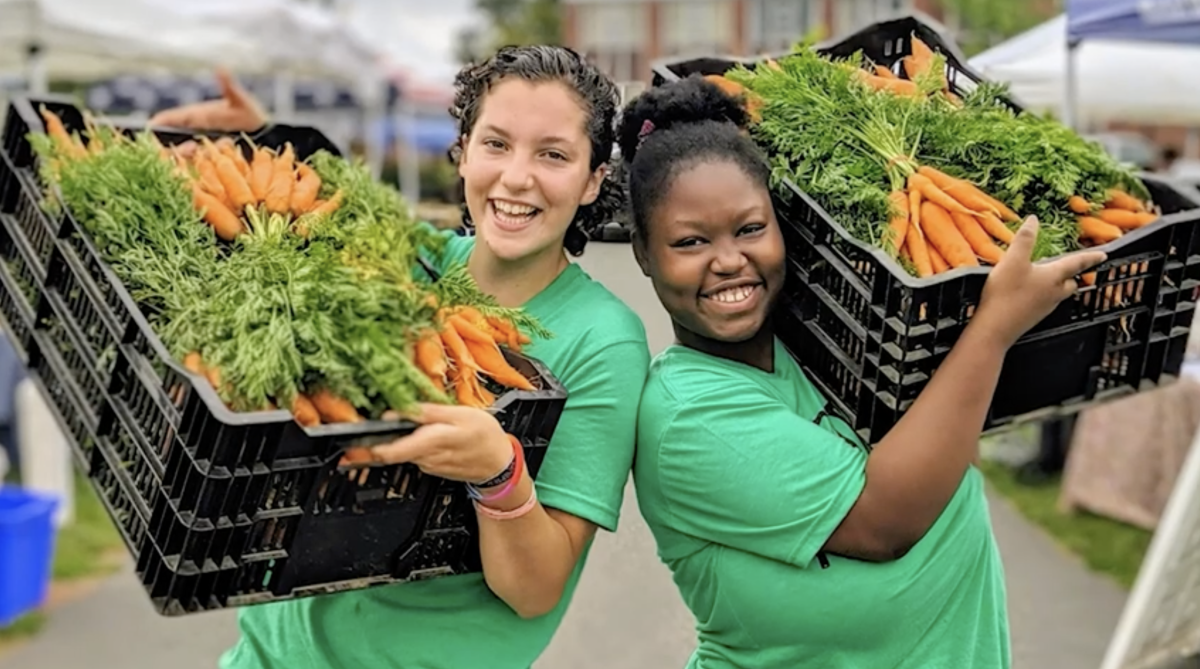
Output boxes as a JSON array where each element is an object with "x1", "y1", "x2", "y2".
[
  {"x1": 475, "y1": 486, "x2": 538, "y2": 522},
  {"x1": 466, "y1": 435, "x2": 524, "y2": 504}
]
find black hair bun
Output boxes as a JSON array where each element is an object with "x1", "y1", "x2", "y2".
[{"x1": 617, "y1": 74, "x2": 749, "y2": 164}]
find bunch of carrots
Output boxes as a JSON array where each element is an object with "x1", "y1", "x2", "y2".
[
  {"x1": 886, "y1": 165, "x2": 1019, "y2": 276},
  {"x1": 414, "y1": 304, "x2": 534, "y2": 410},
  {"x1": 1070, "y1": 190, "x2": 1159, "y2": 247},
  {"x1": 162, "y1": 138, "x2": 345, "y2": 241},
  {"x1": 854, "y1": 36, "x2": 961, "y2": 105}
]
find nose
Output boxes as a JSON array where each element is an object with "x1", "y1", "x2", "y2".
[
  {"x1": 710, "y1": 238, "x2": 748, "y2": 276},
  {"x1": 499, "y1": 152, "x2": 536, "y2": 193}
]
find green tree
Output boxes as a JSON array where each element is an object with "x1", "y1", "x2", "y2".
[
  {"x1": 939, "y1": 0, "x2": 1060, "y2": 56},
  {"x1": 475, "y1": 0, "x2": 562, "y2": 54}
]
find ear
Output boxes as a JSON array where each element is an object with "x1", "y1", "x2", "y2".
[
  {"x1": 631, "y1": 230, "x2": 651, "y2": 278},
  {"x1": 455, "y1": 135, "x2": 470, "y2": 179},
  {"x1": 580, "y1": 163, "x2": 608, "y2": 206}
]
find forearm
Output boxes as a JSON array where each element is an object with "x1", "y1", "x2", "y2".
[
  {"x1": 866, "y1": 319, "x2": 1008, "y2": 542},
  {"x1": 476, "y1": 472, "x2": 588, "y2": 618}
]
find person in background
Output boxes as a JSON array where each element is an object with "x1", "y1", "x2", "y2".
[
  {"x1": 149, "y1": 47, "x2": 650, "y2": 669},
  {"x1": 618, "y1": 75, "x2": 1107, "y2": 669},
  {"x1": 0, "y1": 336, "x2": 25, "y2": 480}
]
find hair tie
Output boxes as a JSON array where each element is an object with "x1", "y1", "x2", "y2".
[{"x1": 636, "y1": 119, "x2": 655, "y2": 149}]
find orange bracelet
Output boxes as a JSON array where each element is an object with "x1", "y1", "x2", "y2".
[{"x1": 474, "y1": 486, "x2": 538, "y2": 521}]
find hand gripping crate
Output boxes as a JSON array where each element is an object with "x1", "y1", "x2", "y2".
[
  {"x1": 650, "y1": 14, "x2": 1200, "y2": 444},
  {"x1": 0, "y1": 95, "x2": 569, "y2": 615}
]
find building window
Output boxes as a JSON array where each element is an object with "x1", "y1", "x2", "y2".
[
  {"x1": 575, "y1": 3, "x2": 644, "y2": 84},
  {"x1": 747, "y1": 0, "x2": 819, "y2": 54},
  {"x1": 661, "y1": 0, "x2": 735, "y2": 56}
]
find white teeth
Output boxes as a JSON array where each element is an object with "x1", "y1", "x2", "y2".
[
  {"x1": 710, "y1": 286, "x2": 755, "y2": 303},
  {"x1": 494, "y1": 201, "x2": 537, "y2": 216}
]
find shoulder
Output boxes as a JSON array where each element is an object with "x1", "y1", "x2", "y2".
[
  {"x1": 555, "y1": 265, "x2": 649, "y2": 351},
  {"x1": 416, "y1": 222, "x2": 474, "y2": 272}
]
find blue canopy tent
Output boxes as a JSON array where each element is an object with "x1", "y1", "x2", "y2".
[{"x1": 1065, "y1": 0, "x2": 1200, "y2": 128}]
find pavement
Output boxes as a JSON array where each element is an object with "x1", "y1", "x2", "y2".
[{"x1": 0, "y1": 243, "x2": 1137, "y2": 669}]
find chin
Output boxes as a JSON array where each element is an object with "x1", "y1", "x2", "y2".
[{"x1": 703, "y1": 317, "x2": 768, "y2": 344}]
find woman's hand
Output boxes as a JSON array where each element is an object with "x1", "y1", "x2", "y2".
[
  {"x1": 148, "y1": 68, "x2": 268, "y2": 133},
  {"x1": 350, "y1": 404, "x2": 515, "y2": 484},
  {"x1": 975, "y1": 216, "x2": 1107, "y2": 348}
]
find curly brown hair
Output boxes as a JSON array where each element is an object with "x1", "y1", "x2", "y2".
[{"x1": 448, "y1": 45, "x2": 625, "y2": 257}]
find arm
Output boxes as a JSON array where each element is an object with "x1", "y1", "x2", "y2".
[
  {"x1": 476, "y1": 338, "x2": 648, "y2": 617},
  {"x1": 821, "y1": 321, "x2": 1005, "y2": 562}
]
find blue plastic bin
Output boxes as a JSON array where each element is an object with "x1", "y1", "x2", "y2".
[{"x1": 0, "y1": 487, "x2": 59, "y2": 627}]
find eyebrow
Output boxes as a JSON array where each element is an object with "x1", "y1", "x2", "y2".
[
  {"x1": 478, "y1": 124, "x2": 572, "y2": 147},
  {"x1": 674, "y1": 204, "x2": 766, "y2": 228}
]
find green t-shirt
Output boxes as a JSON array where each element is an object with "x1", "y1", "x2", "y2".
[
  {"x1": 220, "y1": 228, "x2": 651, "y2": 669},
  {"x1": 634, "y1": 340, "x2": 1010, "y2": 669}
]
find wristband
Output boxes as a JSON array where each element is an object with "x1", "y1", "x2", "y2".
[
  {"x1": 466, "y1": 435, "x2": 524, "y2": 503},
  {"x1": 474, "y1": 486, "x2": 538, "y2": 521},
  {"x1": 471, "y1": 434, "x2": 521, "y2": 488}
]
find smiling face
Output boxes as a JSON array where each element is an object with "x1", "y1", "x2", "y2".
[
  {"x1": 636, "y1": 159, "x2": 786, "y2": 347},
  {"x1": 457, "y1": 78, "x2": 606, "y2": 264}
]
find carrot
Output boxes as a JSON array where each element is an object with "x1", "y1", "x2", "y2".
[
  {"x1": 414, "y1": 330, "x2": 449, "y2": 389},
  {"x1": 182, "y1": 352, "x2": 203, "y2": 373},
  {"x1": 193, "y1": 188, "x2": 245, "y2": 241},
  {"x1": 1079, "y1": 216, "x2": 1124, "y2": 244},
  {"x1": 921, "y1": 202, "x2": 977, "y2": 268},
  {"x1": 291, "y1": 394, "x2": 321, "y2": 427},
  {"x1": 905, "y1": 224, "x2": 934, "y2": 278},
  {"x1": 40, "y1": 108, "x2": 86, "y2": 159},
  {"x1": 1096, "y1": 208, "x2": 1157, "y2": 230},
  {"x1": 265, "y1": 146, "x2": 296, "y2": 214},
  {"x1": 290, "y1": 164, "x2": 322, "y2": 215},
  {"x1": 204, "y1": 365, "x2": 222, "y2": 391},
  {"x1": 909, "y1": 186, "x2": 923, "y2": 236},
  {"x1": 874, "y1": 64, "x2": 897, "y2": 79},
  {"x1": 249, "y1": 148, "x2": 274, "y2": 202},
  {"x1": 908, "y1": 172, "x2": 977, "y2": 217},
  {"x1": 215, "y1": 154, "x2": 255, "y2": 210},
  {"x1": 950, "y1": 211, "x2": 1005, "y2": 265},
  {"x1": 486, "y1": 316, "x2": 528, "y2": 352},
  {"x1": 855, "y1": 71, "x2": 921, "y2": 96},
  {"x1": 1106, "y1": 189, "x2": 1146, "y2": 212},
  {"x1": 308, "y1": 190, "x2": 344, "y2": 216},
  {"x1": 194, "y1": 155, "x2": 230, "y2": 207},
  {"x1": 915, "y1": 166, "x2": 1001, "y2": 217},
  {"x1": 447, "y1": 314, "x2": 495, "y2": 347},
  {"x1": 1068, "y1": 195, "x2": 1094, "y2": 215},
  {"x1": 976, "y1": 212, "x2": 1016, "y2": 245},
  {"x1": 929, "y1": 245, "x2": 950, "y2": 274},
  {"x1": 447, "y1": 368, "x2": 485, "y2": 408},
  {"x1": 886, "y1": 190, "x2": 909, "y2": 256},
  {"x1": 440, "y1": 322, "x2": 478, "y2": 370},
  {"x1": 309, "y1": 389, "x2": 363, "y2": 423},
  {"x1": 464, "y1": 337, "x2": 535, "y2": 390}
]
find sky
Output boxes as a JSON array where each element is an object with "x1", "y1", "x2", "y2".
[{"x1": 342, "y1": 0, "x2": 485, "y2": 85}]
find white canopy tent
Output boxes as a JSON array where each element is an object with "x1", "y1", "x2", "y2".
[
  {"x1": 969, "y1": 14, "x2": 1200, "y2": 128},
  {"x1": 0, "y1": 0, "x2": 383, "y2": 91}
]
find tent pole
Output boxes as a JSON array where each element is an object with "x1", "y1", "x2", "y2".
[{"x1": 1063, "y1": 37, "x2": 1081, "y2": 131}]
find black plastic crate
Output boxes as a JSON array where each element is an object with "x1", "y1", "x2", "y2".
[
  {"x1": 650, "y1": 15, "x2": 1200, "y2": 444},
  {"x1": 0, "y1": 95, "x2": 571, "y2": 614}
]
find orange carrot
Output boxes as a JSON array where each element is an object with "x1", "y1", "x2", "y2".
[
  {"x1": 486, "y1": 316, "x2": 528, "y2": 352},
  {"x1": 193, "y1": 188, "x2": 245, "y2": 241},
  {"x1": 1068, "y1": 195, "x2": 1094, "y2": 215},
  {"x1": 308, "y1": 190, "x2": 344, "y2": 216},
  {"x1": 183, "y1": 352, "x2": 205, "y2": 375},
  {"x1": 194, "y1": 155, "x2": 230, "y2": 206},
  {"x1": 908, "y1": 172, "x2": 977, "y2": 217},
  {"x1": 249, "y1": 147, "x2": 274, "y2": 202},
  {"x1": 915, "y1": 166, "x2": 1001, "y2": 217},
  {"x1": 976, "y1": 212, "x2": 1016, "y2": 245},
  {"x1": 464, "y1": 338, "x2": 535, "y2": 390},
  {"x1": 414, "y1": 330, "x2": 449, "y2": 390},
  {"x1": 292, "y1": 394, "x2": 321, "y2": 427},
  {"x1": 929, "y1": 245, "x2": 950, "y2": 274},
  {"x1": 950, "y1": 211, "x2": 1005, "y2": 265},
  {"x1": 905, "y1": 224, "x2": 934, "y2": 278},
  {"x1": 447, "y1": 315, "x2": 495, "y2": 348},
  {"x1": 204, "y1": 365, "x2": 222, "y2": 391},
  {"x1": 909, "y1": 187, "x2": 923, "y2": 238},
  {"x1": 1079, "y1": 216, "x2": 1123, "y2": 244},
  {"x1": 440, "y1": 322, "x2": 478, "y2": 371},
  {"x1": 886, "y1": 190, "x2": 909, "y2": 256},
  {"x1": 1105, "y1": 189, "x2": 1146, "y2": 212},
  {"x1": 265, "y1": 146, "x2": 296, "y2": 214},
  {"x1": 215, "y1": 154, "x2": 255, "y2": 210},
  {"x1": 309, "y1": 389, "x2": 363, "y2": 423},
  {"x1": 290, "y1": 164, "x2": 322, "y2": 215},
  {"x1": 855, "y1": 71, "x2": 921, "y2": 96},
  {"x1": 874, "y1": 64, "x2": 897, "y2": 79},
  {"x1": 40, "y1": 108, "x2": 86, "y2": 159},
  {"x1": 1096, "y1": 208, "x2": 1157, "y2": 230},
  {"x1": 920, "y1": 202, "x2": 978, "y2": 268}
]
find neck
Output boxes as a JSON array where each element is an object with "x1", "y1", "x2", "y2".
[
  {"x1": 468, "y1": 243, "x2": 570, "y2": 308},
  {"x1": 675, "y1": 319, "x2": 777, "y2": 373}
]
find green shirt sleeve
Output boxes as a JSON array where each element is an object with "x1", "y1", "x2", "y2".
[
  {"x1": 652, "y1": 385, "x2": 867, "y2": 568},
  {"x1": 534, "y1": 338, "x2": 650, "y2": 532}
]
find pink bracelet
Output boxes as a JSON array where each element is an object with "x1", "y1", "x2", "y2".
[{"x1": 474, "y1": 486, "x2": 538, "y2": 521}]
